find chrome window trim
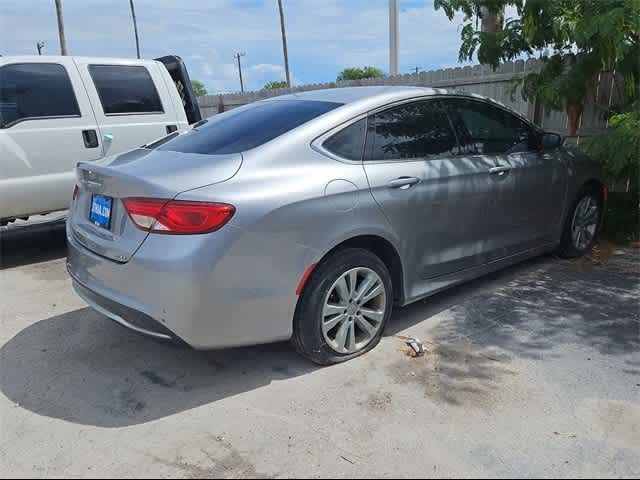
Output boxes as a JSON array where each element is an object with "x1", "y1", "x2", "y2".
[{"x1": 311, "y1": 93, "x2": 542, "y2": 165}]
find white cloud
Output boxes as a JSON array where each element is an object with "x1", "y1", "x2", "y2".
[{"x1": 0, "y1": 0, "x2": 469, "y2": 92}]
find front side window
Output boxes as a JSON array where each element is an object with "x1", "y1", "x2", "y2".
[
  {"x1": 0, "y1": 63, "x2": 80, "y2": 128},
  {"x1": 158, "y1": 99, "x2": 342, "y2": 155},
  {"x1": 445, "y1": 98, "x2": 538, "y2": 154},
  {"x1": 89, "y1": 65, "x2": 163, "y2": 115},
  {"x1": 365, "y1": 100, "x2": 457, "y2": 161},
  {"x1": 322, "y1": 118, "x2": 366, "y2": 160}
]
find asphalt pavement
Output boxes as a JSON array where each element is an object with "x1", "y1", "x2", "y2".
[{"x1": 1, "y1": 218, "x2": 638, "y2": 478}]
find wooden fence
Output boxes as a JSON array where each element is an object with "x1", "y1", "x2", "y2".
[{"x1": 197, "y1": 58, "x2": 622, "y2": 139}]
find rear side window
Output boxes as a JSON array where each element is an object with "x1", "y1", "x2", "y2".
[
  {"x1": 445, "y1": 98, "x2": 538, "y2": 154},
  {"x1": 158, "y1": 100, "x2": 342, "y2": 155},
  {"x1": 89, "y1": 65, "x2": 163, "y2": 115},
  {"x1": 365, "y1": 100, "x2": 457, "y2": 161},
  {"x1": 0, "y1": 63, "x2": 80, "y2": 128},
  {"x1": 322, "y1": 118, "x2": 366, "y2": 160}
]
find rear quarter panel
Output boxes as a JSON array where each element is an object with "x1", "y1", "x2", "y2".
[{"x1": 174, "y1": 139, "x2": 400, "y2": 345}]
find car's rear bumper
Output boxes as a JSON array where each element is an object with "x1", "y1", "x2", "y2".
[
  {"x1": 70, "y1": 275, "x2": 181, "y2": 343},
  {"x1": 66, "y1": 219, "x2": 312, "y2": 350}
]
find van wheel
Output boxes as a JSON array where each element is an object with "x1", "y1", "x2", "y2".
[
  {"x1": 292, "y1": 248, "x2": 393, "y2": 365},
  {"x1": 557, "y1": 184, "x2": 603, "y2": 258}
]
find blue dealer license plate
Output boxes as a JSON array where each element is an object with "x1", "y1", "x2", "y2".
[{"x1": 90, "y1": 194, "x2": 113, "y2": 229}]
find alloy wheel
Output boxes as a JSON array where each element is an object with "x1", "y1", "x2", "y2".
[
  {"x1": 571, "y1": 195, "x2": 600, "y2": 251},
  {"x1": 321, "y1": 267, "x2": 387, "y2": 355}
]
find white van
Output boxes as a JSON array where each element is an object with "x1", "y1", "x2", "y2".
[{"x1": 0, "y1": 55, "x2": 202, "y2": 224}]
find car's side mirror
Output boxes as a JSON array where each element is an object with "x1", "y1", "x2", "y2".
[{"x1": 541, "y1": 132, "x2": 564, "y2": 150}]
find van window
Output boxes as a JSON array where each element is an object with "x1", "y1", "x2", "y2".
[
  {"x1": 158, "y1": 100, "x2": 342, "y2": 155},
  {"x1": 89, "y1": 65, "x2": 164, "y2": 115},
  {"x1": 0, "y1": 63, "x2": 80, "y2": 128}
]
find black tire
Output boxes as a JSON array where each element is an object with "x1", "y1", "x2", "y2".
[
  {"x1": 557, "y1": 183, "x2": 603, "y2": 258},
  {"x1": 291, "y1": 248, "x2": 393, "y2": 365}
]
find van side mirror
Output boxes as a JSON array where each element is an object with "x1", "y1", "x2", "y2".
[
  {"x1": 103, "y1": 133, "x2": 114, "y2": 155},
  {"x1": 541, "y1": 132, "x2": 564, "y2": 150}
]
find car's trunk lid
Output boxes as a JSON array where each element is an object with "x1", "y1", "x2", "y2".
[{"x1": 70, "y1": 148, "x2": 242, "y2": 262}]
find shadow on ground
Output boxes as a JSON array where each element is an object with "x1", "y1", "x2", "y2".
[
  {"x1": 0, "y1": 305, "x2": 324, "y2": 428},
  {"x1": 1, "y1": 249, "x2": 638, "y2": 426},
  {"x1": 382, "y1": 250, "x2": 639, "y2": 406}
]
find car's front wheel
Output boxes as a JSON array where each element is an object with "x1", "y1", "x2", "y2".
[
  {"x1": 292, "y1": 248, "x2": 393, "y2": 365},
  {"x1": 557, "y1": 184, "x2": 603, "y2": 258}
]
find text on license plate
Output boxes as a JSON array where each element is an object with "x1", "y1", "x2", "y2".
[{"x1": 90, "y1": 194, "x2": 113, "y2": 229}]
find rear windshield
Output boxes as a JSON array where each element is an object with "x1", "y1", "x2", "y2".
[{"x1": 158, "y1": 99, "x2": 342, "y2": 155}]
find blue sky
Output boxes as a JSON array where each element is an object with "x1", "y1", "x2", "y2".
[{"x1": 1, "y1": 0, "x2": 469, "y2": 93}]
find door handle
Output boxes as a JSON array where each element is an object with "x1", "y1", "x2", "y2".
[
  {"x1": 489, "y1": 165, "x2": 511, "y2": 176},
  {"x1": 387, "y1": 177, "x2": 420, "y2": 189},
  {"x1": 166, "y1": 124, "x2": 178, "y2": 134},
  {"x1": 82, "y1": 129, "x2": 99, "y2": 149}
]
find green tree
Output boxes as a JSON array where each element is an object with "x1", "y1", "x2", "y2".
[
  {"x1": 434, "y1": 0, "x2": 639, "y2": 137},
  {"x1": 264, "y1": 80, "x2": 288, "y2": 90},
  {"x1": 337, "y1": 66, "x2": 385, "y2": 82},
  {"x1": 587, "y1": 103, "x2": 640, "y2": 192},
  {"x1": 191, "y1": 80, "x2": 208, "y2": 97}
]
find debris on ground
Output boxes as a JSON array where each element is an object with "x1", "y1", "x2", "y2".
[
  {"x1": 558, "y1": 242, "x2": 640, "y2": 273},
  {"x1": 396, "y1": 336, "x2": 427, "y2": 358}
]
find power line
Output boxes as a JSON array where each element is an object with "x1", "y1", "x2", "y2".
[{"x1": 234, "y1": 52, "x2": 246, "y2": 94}]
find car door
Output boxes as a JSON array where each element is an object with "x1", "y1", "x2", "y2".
[
  {"x1": 74, "y1": 59, "x2": 179, "y2": 157},
  {"x1": 507, "y1": 134, "x2": 566, "y2": 247},
  {"x1": 0, "y1": 58, "x2": 102, "y2": 220},
  {"x1": 362, "y1": 98, "x2": 498, "y2": 289},
  {"x1": 506, "y1": 122, "x2": 566, "y2": 245},
  {"x1": 445, "y1": 98, "x2": 562, "y2": 255}
]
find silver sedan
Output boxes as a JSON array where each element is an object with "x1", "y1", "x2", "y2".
[{"x1": 66, "y1": 86, "x2": 605, "y2": 364}]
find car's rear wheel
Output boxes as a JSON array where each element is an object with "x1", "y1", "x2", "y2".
[
  {"x1": 557, "y1": 184, "x2": 603, "y2": 258},
  {"x1": 292, "y1": 248, "x2": 393, "y2": 365}
]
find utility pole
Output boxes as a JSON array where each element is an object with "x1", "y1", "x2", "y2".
[
  {"x1": 389, "y1": 0, "x2": 399, "y2": 76},
  {"x1": 130, "y1": 0, "x2": 141, "y2": 59},
  {"x1": 277, "y1": 0, "x2": 291, "y2": 88},
  {"x1": 37, "y1": 42, "x2": 45, "y2": 55},
  {"x1": 54, "y1": 0, "x2": 68, "y2": 55},
  {"x1": 234, "y1": 52, "x2": 246, "y2": 93}
]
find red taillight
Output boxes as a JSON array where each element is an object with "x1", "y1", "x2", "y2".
[
  {"x1": 72, "y1": 184, "x2": 79, "y2": 201},
  {"x1": 122, "y1": 198, "x2": 235, "y2": 234}
]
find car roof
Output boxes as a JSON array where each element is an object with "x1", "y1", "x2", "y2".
[
  {"x1": 274, "y1": 86, "x2": 438, "y2": 104},
  {"x1": 268, "y1": 85, "x2": 511, "y2": 113}
]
